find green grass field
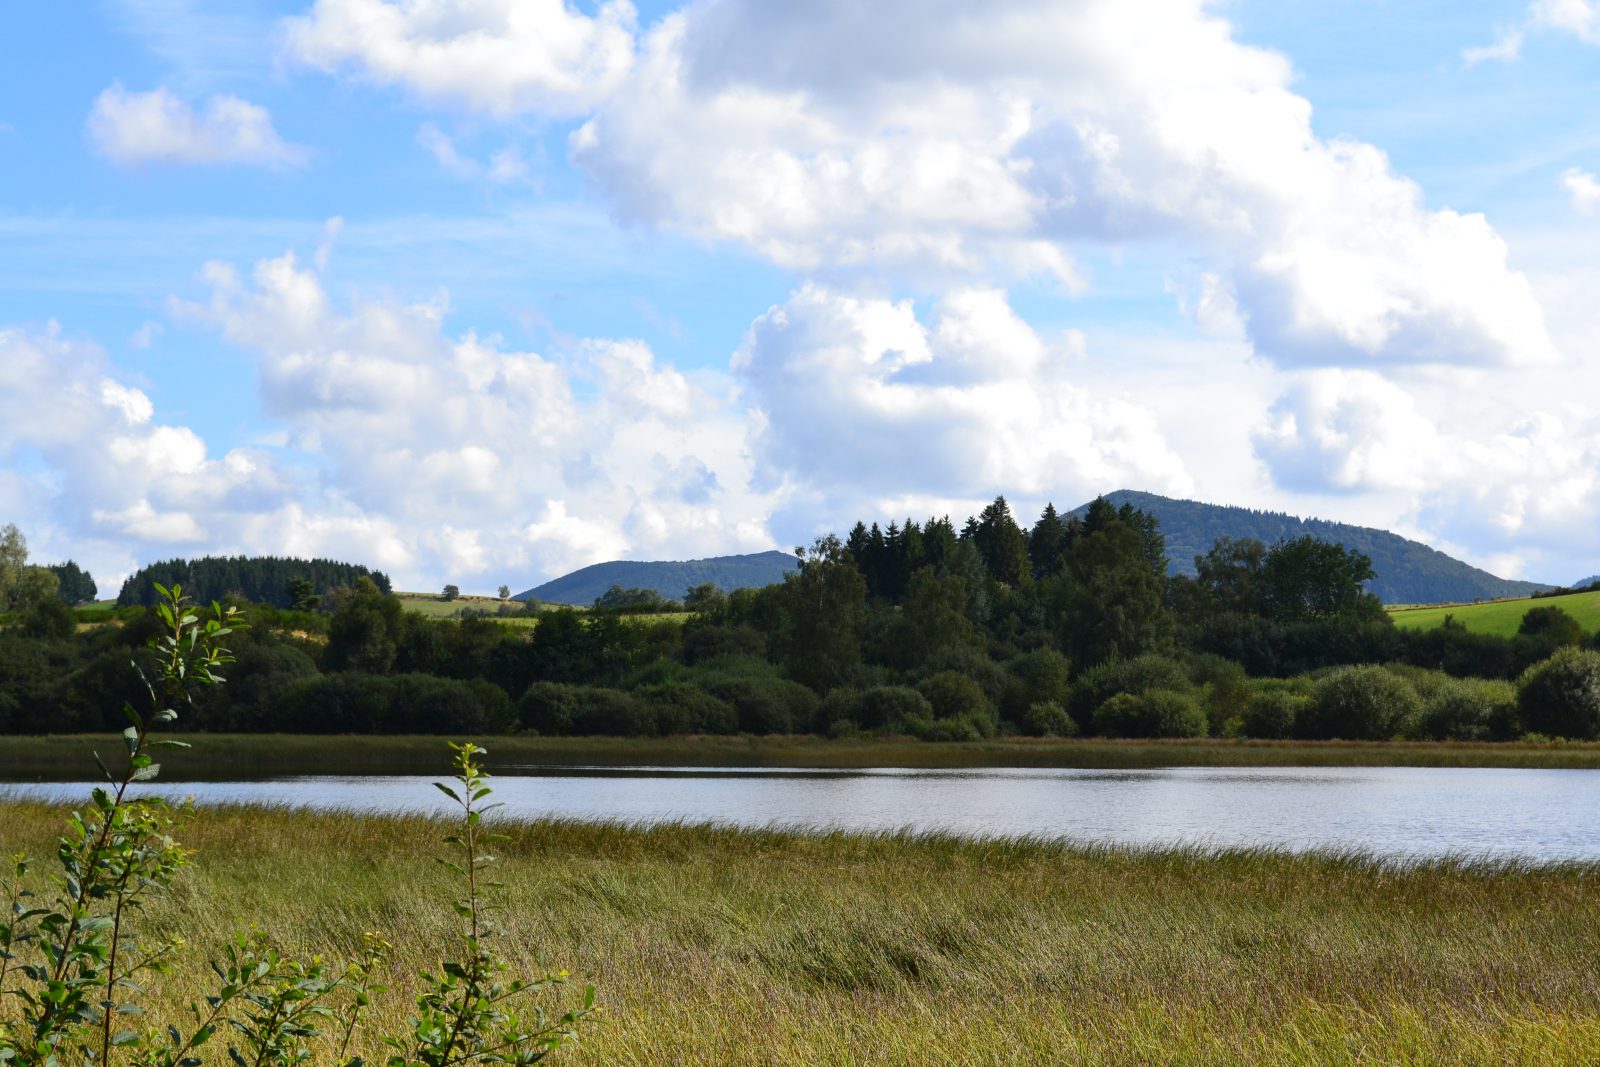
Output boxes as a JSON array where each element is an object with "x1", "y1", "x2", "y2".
[
  {"x1": 1388, "y1": 587, "x2": 1600, "y2": 637},
  {"x1": 2, "y1": 803, "x2": 1598, "y2": 1064},
  {"x1": 6, "y1": 733, "x2": 1600, "y2": 782}
]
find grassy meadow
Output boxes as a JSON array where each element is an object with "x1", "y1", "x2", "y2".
[
  {"x1": 7, "y1": 733, "x2": 1600, "y2": 781},
  {"x1": 2, "y1": 802, "x2": 1598, "y2": 1064},
  {"x1": 1388, "y1": 588, "x2": 1600, "y2": 637}
]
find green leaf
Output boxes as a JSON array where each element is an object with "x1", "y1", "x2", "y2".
[
  {"x1": 131, "y1": 763, "x2": 161, "y2": 783},
  {"x1": 123, "y1": 726, "x2": 141, "y2": 754}
]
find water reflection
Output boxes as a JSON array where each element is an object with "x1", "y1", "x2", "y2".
[{"x1": 4, "y1": 765, "x2": 1598, "y2": 864}]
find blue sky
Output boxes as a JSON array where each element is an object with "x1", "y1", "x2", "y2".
[{"x1": 1, "y1": 0, "x2": 1598, "y2": 594}]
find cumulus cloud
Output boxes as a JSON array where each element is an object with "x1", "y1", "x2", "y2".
[
  {"x1": 0, "y1": 323, "x2": 276, "y2": 571},
  {"x1": 285, "y1": 0, "x2": 637, "y2": 118},
  {"x1": 1254, "y1": 369, "x2": 1600, "y2": 577},
  {"x1": 1531, "y1": 0, "x2": 1600, "y2": 42},
  {"x1": 169, "y1": 248, "x2": 776, "y2": 584},
  {"x1": 87, "y1": 84, "x2": 308, "y2": 167},
  {"x1": 568, "y1": 0, "x2": 1556, "y2": 370},
  {"x1": 734, "y1": 284, "x2": 1193, "y2": 517},
  {"x1": 1560, "y1": 167, "x2": 1600, "y2": 214}
]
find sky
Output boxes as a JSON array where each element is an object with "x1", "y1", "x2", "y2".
[{"x1": 1, "y1": 0, "x2": 1598, "y2": 595}]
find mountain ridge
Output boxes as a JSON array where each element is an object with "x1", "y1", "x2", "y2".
[
  {"x1": 515, "y1": 549, "x2": 798, "y2": 605},
  {"x1": 1077, "y1": 490, "x2": 1549, "y2": 605}
]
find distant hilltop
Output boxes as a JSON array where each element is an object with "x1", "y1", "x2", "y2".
[
  {"x1": 1077, "y1": 490, "x2": 1550, "y2": 606},
  {"x1": 514, "y1": 550, "x2": 798, "y2": 606},
  {"x1": 513, "y1": 491, "x2": 1553, "y2": 609}
]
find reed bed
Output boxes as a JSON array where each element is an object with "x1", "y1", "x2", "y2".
[{"x1": 3, "y1": 802, "x2": 1597, "y2": 1064}]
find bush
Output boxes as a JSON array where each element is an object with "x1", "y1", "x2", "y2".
[
  {"x1": 917, "y1": 670, "x2": 994, "y2": 724},
  {"x1": 1518, "y1": 605, "x2": 1585, "y2": 647},
  {"x1": 278, "y1": 672, "x2": 393, "y2": 733},
  {"x1": 570, "y1": 686, "x2": 657, "y2": 735},
  {"x1": 855, "y1": 686, "x2": 934, "y2": 732},
  {"x1": 1517, "y1": 648, "x2": 1600, "y2": 739},
  {"x1": 1068, "y1": 654, "x2": 1191, "y2": 729},
  {"x1": 1000, "y1": 648, "x2": 1073, "y2": 725},
  {"x1": 1239, "y1": 689, "x2": 1307, "y2": 740},
  {"x1": 518, "y1": 681, "x2": 581, "y2": 734},
  {"x1": 1298, "y1": 666, "x2": 1422, "y2": 740},
  {"x1": 703, "y1": 675, "x2": 820, "y2": 734},
  {"x1": 1022, "y1": 700, "x2": 1078, "y2": 737},
  {"x1": 1419, "y1": 677, "x2": 1518, "y2": 741},
  {"x1": 635, "y1": 681, "x2": 737, "y2": 734},
  {"x1": 902, "y1": 712, "x2": 989, "y2": 742},
  {"x1": 1093, "y1": 689, "x2": 1207, "y2": 738}
]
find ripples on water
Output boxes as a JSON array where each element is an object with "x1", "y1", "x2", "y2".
[{"x1": 5, "y1": 765, "x2": 1599, "y2": 864}]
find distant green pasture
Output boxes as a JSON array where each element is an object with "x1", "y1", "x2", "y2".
[
  {"x1": 393, "y1": 591, "x2": 688, "y2": 629},
  {"x1": 1387, "y1": 588, "x2": 1600, "y2": 637}
]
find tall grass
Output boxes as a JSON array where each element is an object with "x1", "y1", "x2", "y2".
[
  {"x1": 7, "y1": 733, "x2": 1600, "y2": 782},
  {"x1": 2, "y1": 805, "x2": 1597, "y2": 1064}
]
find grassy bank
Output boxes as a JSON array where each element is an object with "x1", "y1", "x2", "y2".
[
  {"x1": 2, "y1": 803, "x2": 1598, "y2": 1064},
  {"x1": 7, "y1": 733, "x2": 1600, "y2": 781}
]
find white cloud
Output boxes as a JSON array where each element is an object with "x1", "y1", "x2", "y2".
[
  {"x1": 734, "y1": 284, "x2": 1193, "y2": 520},
  {"x1": 417, "y1": 123, "x2": 531, "y2": 184},
  {"x1": 167, "y1": 247, "x2": 777, "y2": 585},
  {"x1": 87, "y1": 84, "x2": 307, "y2": 168},
  {"x1": 0, "y1": 323, "x2": 270, "y2": 574},
  {"x1": 1462, "y1": 28, "x2": 1524, "y2": 64},
  {"x1": 1253, "y1": 368, "x2": 1600, "y2": 578},
  {"x1": 1560, "y1": 167, "x2": 1600, "y2": 214},
  {"x1": 571, "y1": 0, "x2": 1557, "y2": 371},
  {"x1": 1253, "y1": 370, "x2": 1443, "y2": 493},
  {"x1": 285, "y1": 0, "x2": 637, "y2": 118},
  {"x1": 1532, "y1": 0, "x2": 1600, "y2": 42}
]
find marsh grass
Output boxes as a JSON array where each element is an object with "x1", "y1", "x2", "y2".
[
  {"x1": 6, "y1": 733, "x2": 1600, "y2": 782},
  {"x1": 3, "y1": 804, "x2": 1597, "y2": 1064}
]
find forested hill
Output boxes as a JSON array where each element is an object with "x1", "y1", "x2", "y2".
[
  {"x1": 516, "y1": 550, "x2": 798, "y2": 605},
  {"x1": 1077, "y1": 491, "x2": 1550, "y2": 605},
  {"x1": 117, "y1": 556, "x2": 391, "y2": 608}
]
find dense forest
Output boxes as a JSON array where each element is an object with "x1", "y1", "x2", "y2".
[
  {"x1": 116, "y1": 556, "x2": 392, "y2": 608},
  {"x1": 3, "y1": 499, "x2": 1600, "y2": 742}
]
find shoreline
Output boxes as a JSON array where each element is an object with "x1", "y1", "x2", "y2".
[{"x1": 4, "y1": 732, "x2": 1600, "y2": 781}]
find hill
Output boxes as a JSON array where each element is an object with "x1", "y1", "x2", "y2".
[
  {"x1": 117, "y1": 556, "x2": 391, "y2": 608},
  {"x1": 516, "y1": 550, "x2": 798, "y2": 606},
  {"x1": 1075, "y1": 490, "x2": 1550, "y2": 606},
  {"x1": 1389, "y1": 588, "x2": 1600, "y2": 638}
]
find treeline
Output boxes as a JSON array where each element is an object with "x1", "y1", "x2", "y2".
[
  {"x1": 116, "y1": 556, "x2": 392, "y2": 608},
  {"x1": 4, "y1": 497, "x2": 1600, "y2": 741}
]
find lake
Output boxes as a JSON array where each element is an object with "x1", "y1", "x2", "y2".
[{"x1": 5, "y1": 764, "x2": 1599, "y2": 863}]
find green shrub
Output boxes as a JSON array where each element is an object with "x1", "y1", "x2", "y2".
[
  {"x1": 1240, "y1": 689, "x2": 1307, "y2": 740},
  {"x1": 855, "y1": 686, "x2": 934, "y2": 732},
  {"x1": 1517, "y1": 647, "x2": 1600, "y2": 740},
  {"x1": 1022, "y1": 700, "x2": 1078, "y2": 737},
  {"x1": 635, "y1": 680, "x2": 737, "y2": 734},
  {"x1": 518, "y1": 680, "x2": 581, "y2": 734},
  {"x1": 917, "y1": 670, "x2": 994, "y2": 724},
  {"x1": 703, "y1": 675, "x2": 820, "y2": 734},
  {"x1": 1298, "y1": 666, "x2": 1422, "y2": 740},
  {"x1": 1068, "y1": 654, "x2": 1191, "y2": 729},
  {"x1": 1419, "y1": 678, "x2": 1518, "y2": 741},
  {"x1": 1000, "y1": 648, "x2": 1072, "y2": 725},
  {"x1": 1093, "y1": 689, "x2": 1207, "y2": 738},
  {"x1": 570, "y1": 686, "x2": 657, "y2": 735}
]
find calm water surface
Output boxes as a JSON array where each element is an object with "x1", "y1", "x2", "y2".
[{"x1": 6, "y1": 765, "x2": 1600, "y2": 863}]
